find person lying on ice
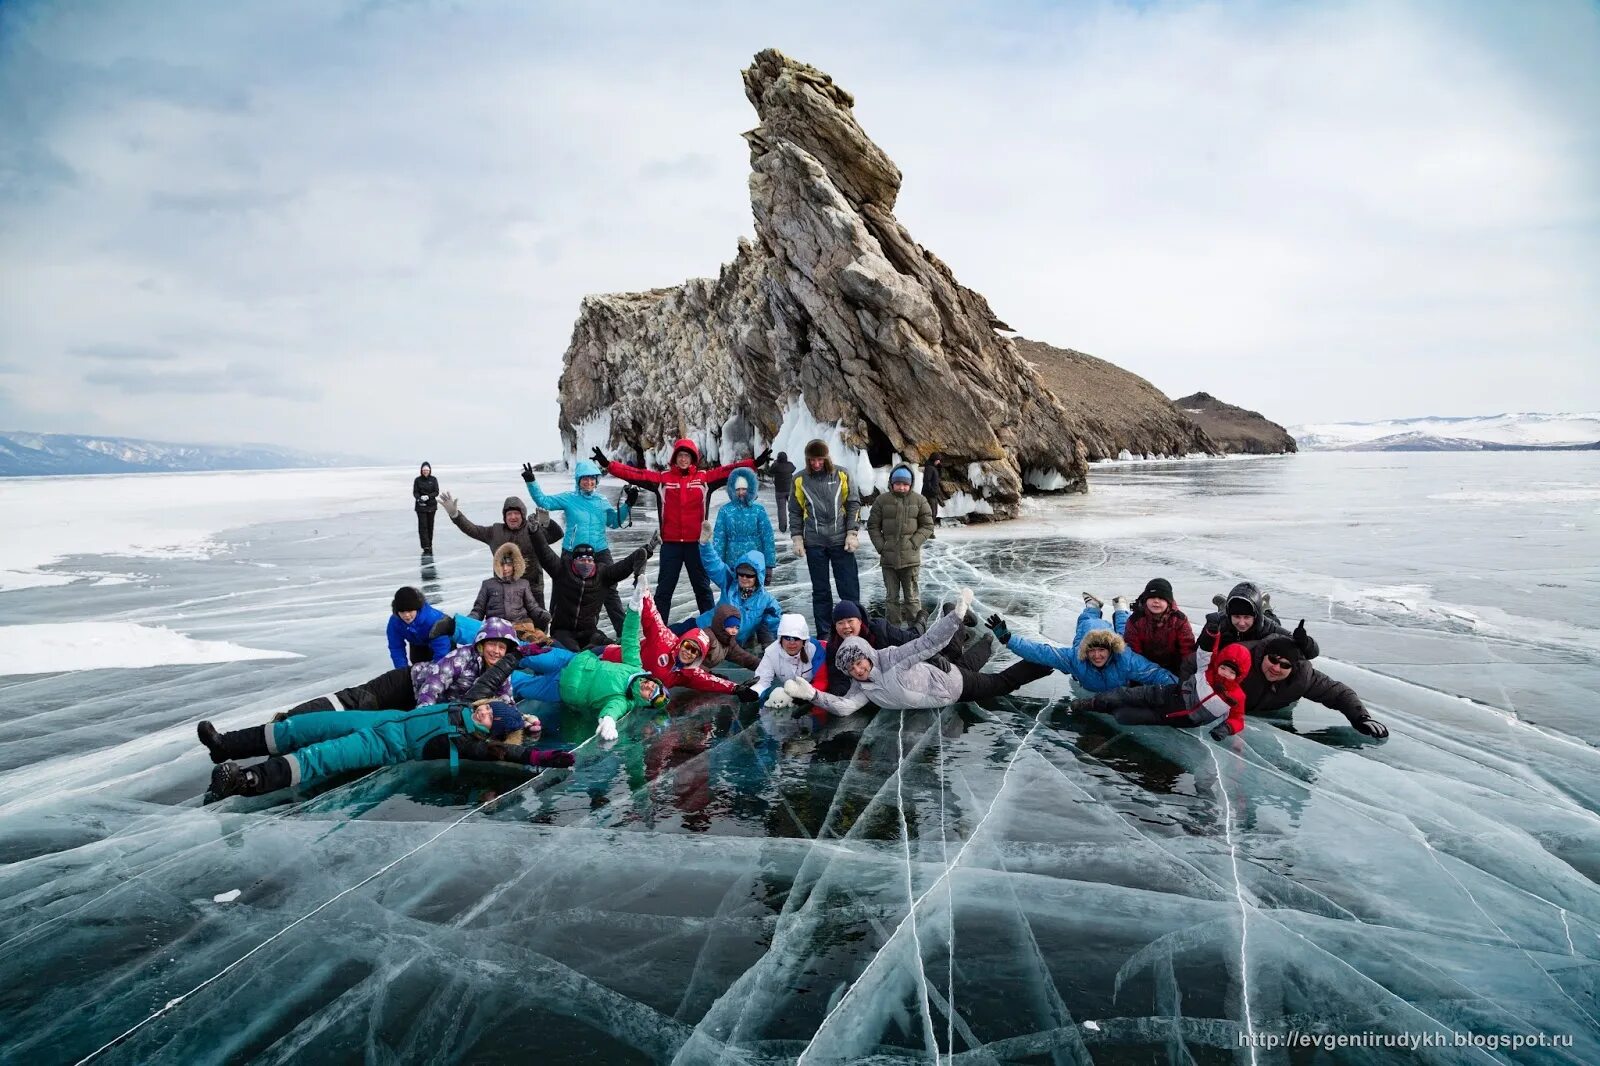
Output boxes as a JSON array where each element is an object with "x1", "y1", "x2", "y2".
[
  {"x1": 777, "y1": 590, "x2": 1052, "y2": 715},
  {"x1": 985, "y1": 596, "x2": 1177, "y2": 694},
  {"x1": 468, "y1": 543, "x2": 552, "y2": 629},
  {"x1": 281, "y1": 617, "x2": 519, "y2": 717},
  {"x1": 527, "y1": 521, "x2": 657, "y2": 651},
  {"x1": 599, "y1": 592, "x2": 760, "y2": 701},
  {"x1": 1065, "y1": 641, "x2": 1253, "y2": 740},
  {"x1": 1112, "y1": 578, "x2": 1197, "y2": 679},
  {"x1": 750, "y1": 613, "x2": 824, "y2": 701},
  {"x1": 506, "y1": 584, "x2": 669, "y2": 742},
  {"x1": 199, "y1": 696, "x2": 577, "y2": 799},
  {"x1": 1201, "y1": 581, "x2": 1319, "y2": 659},
  {"x1": 703, "y1": 603, "x2": 760, "y2": 671},
  {"x1": 386, "y1": 586, "x2": 450, "y2": 669},
  {"x1": 1235, "y1": 633, "x2": 1389, "y2": 738},
  {"x1": 669, "y1": 536, "x2": 780, "y2": 646},
  {"x1": 820, "y1": 599, "x2": 970, "y2": 698}
]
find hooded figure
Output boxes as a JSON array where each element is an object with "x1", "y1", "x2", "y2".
[
  {"x1": 921, "y1": 452, "x2": 944, "y2": 520},
  {"x1": 597, "y1": 437, "x2": 766, "y2": 617},
  {"x1": 690, "y1": 546, "x2": 782, "y2": 644},
  {"x1": 525, "y1": 524, "x2": 656, "y2": 651},
  {"x1": 752, "y1": 613, "x2": 823, "y2": 697},
  {"x1": 1201, "y1": 581, "x2": 1318, "y2": 658},
  {"x1": 441, "y1": 493, "x2": 563, "y2": 609},
  {"x1": 713, "y1": 466, "x2": 777, "y2": 575},
  {"x1": 553, "y1": 599, "x2": 670, "y2": 741},
  {"x1": 1118, "y1": 577, "x2": 1197, "y2": 678},
  {"x1": 412, "y1": 462, "x2": 440, "y2": 552},
  {"x1": 386, "y1": 586, "x2": 450, "y2": 669},
  {"x1": 769, "y1": 451, "x2": 797, "y2": 533},
  {"x1": 703, "y1": 603, "x2": 760, "y2": 670},
  {"x1": 469, "y1": 543, "x2": 550, "y2": 627},
  {"x1": 599, "y1": 593, "x2": 750, "y2": 697},
  {"x1": 998, "y1": 602, "x2": 1177, "y2": 693},
  {"x1": 523, "y1": 458, "x2": 626, "y2": 633},
  {"x1": 1069, "y1": 641, "x2": 1254, "y2": 740}
]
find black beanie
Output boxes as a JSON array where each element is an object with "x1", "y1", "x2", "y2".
[
  {"x1": 392, "y1": 586, "x2": 425, "y2": 614},
  {"x1": 1140, "y1": 577, "x2": 1174, "y2": 603},
  {"x1": 1260, "y1": 634, "x2": 1302, "y2": 664},
  {"x1": 804, "y1": 439, "x2": 829, "y2": 459}
]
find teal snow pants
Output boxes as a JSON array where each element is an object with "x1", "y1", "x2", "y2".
[{"x1": 268, "y1": 706, "x2": 458, "y2": 788}]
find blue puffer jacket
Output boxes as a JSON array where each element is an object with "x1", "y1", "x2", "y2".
[
  {"x1": 386, "y1": 602, "x2": 450, "y2": 669},
  {"x1": 695, "y1": 545, "x2": 781, "y2": 643},
  {"x1": 1004, "y1": 605, "x2": 1176, "y2": 692},
  {"x1": 713, "y1": 467, "x2": 777, "y2": 572},
  {"x1": 527, "y1": 460, "x2": 613, "y2": 553}
]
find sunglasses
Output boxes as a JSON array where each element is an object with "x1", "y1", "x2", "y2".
[
  {"x1": 779, "y1": 635, "x2": 804, "y2": 643},
  {"x1": 1266, "y1": 655, "x2": 1293, "y2": 669}
]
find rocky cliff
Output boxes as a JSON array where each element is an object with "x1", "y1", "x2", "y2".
[
  {"x1": 1014, "y1": 339, "x2": 1215, "y2": 460},
  {"x1": 558, "y1": 50, "x2": 1219, "y2": 518},
  {"x1": 1175, "y1": 393, "x2": 1298, "y2": 454}
]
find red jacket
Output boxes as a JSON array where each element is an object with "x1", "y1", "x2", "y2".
[
  {"x1": 606, "y1": 439, "x2": 755, "y2": 543},
  {"x1": 1121, "y1": 602, "x2": 1197, "y2": 677},
  {"x1": 1170, "y1": 640, "x2": 1251, "y2": 733},
  {"x1": 600, "y1": 594, "x2": 738, "y2": 695}
]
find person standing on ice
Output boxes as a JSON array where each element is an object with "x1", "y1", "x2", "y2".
[
  {"x1": 594, "y1": 437, "x2": 768, "y2": 617},
  {"x1": 386, "y1": 586, "x2": 450, "y2": 668},
  {"x1": 789, "y1": 439, "x2": 861, "y2": 637},
  {"x1": 768, "y1": 451, "x2": 796, "y2": 533},
  {"x1": 412, "y1": 462, "x2": 439, "y2": 554},
  {"x1": 1066, "y1": 641, "x2": 1253, "y2": 740},
  {"x1": 868, "y1": 463, "x2": 935, "y2": 626},
  {"x1": 521, "y1": 460, "x2": 625, "y2": 633},
  {"x1": 712, "y1": 467, "x2": 777, "y2": 580},
  {"x1": 1116, "y1": 578, "x2": 1197, "y2": 679},
  {"x1": 779, "y1": 589, "x2": 1050, "y2": 714},
  {"x1": 921, "y1": 452, "x2": 945, "y2": 525},
  {"x1": 1200, "y1": 581, "x2": 1319, "y2": 659},
  {"x1": 438, "y1": 491, "x2": 563, "y2": 610},
  {"x1": 984, "y1": 593, "x2": 1177, "y2": 693}
]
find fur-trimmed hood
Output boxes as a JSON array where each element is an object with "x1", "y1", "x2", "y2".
[
  {"x1": 1077, "y1": 627, "x2": 1126, "y2": 660},
  {"x1": 725, "y1": 466, "x2": 760, "y2": 503},
  {"x1": 492, "y1": 542, "x2": 527, "y2": 580}
]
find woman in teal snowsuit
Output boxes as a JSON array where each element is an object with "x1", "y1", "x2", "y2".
[
  {"x1": 712, "y1": 467, "x2": 776, "y2": 577},
  {"x1": 521, "y1": 459, "x2": 625, "y2": 633}
]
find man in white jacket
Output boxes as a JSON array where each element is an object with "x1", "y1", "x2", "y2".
[{"x1": 782, "y1": 589, "x2": 1051, "y2": 715}]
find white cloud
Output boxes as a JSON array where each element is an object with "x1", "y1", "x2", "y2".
[{"x1": 0, "y1": 0, "x2": 1594, "y2": 460}]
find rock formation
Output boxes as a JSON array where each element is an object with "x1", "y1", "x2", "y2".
[
  {"x1": 1014, "y1": 338, "x2": 1215, "y2": 460},
  {"x1": 1174, "y1": 393, "x2": 1298, "y2": 454}
]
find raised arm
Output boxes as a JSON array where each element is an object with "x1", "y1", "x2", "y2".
[
  {"x1": 525, "y1": 478, "x2": 566, "y2": 513},
  {"x1": 702, "y1": 457, "x2": 757, "y2": 483},
  {"x1": 877, "y1": 605, "x2": 964, "y2": 670},
  {"x1": 601, "y1": 545, "x2": 648, "y2": 587},
  {"x1": 449, "y1": 509, "x2": 493, "y2": 544},
  {"x1": 526, "y1": 523, "x2": 563, "y2": 578},
  {"x1": 605, "y1": 459, "x2": 668, "y2": 486},
  {"x1": 619, "y1": 605, "x2": 643, "y2": 668},
  {"x1": 699, "y1": 541, "x2": 731, "y2": 588},
  {"x1": 1003, "y1": 632, "x2": 1079, "y2": 678}
]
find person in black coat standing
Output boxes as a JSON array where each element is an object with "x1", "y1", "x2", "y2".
[
  {"x1": 921, "y1": 453, "x2": 944, "y2": 524},
  {"x1": 413, "y1": 462, "x2": 440, "y2": 553},
  {"x1": 769, "y1": 451, "x2": 796, "y2": 533}
]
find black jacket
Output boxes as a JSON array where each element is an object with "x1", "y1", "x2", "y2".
[
  {"x1": 413, "y1": 474, "x2": 440, "y2": 512},
  {"x1": 1241, "y1": 643, "x2": 1369, "y2": 726},
  {"x1": 1201, "y1": 580, "x2": 1319, "y2": 659},
  {"x1": 921, "y1": 458, "x2": 943, "y2": 501},
  {"x1": 769, "y1": 459, "x2": 796, "y2": 494},
  {"x1": 527, "y1": 526, "x2": 644, "y2": 633}
]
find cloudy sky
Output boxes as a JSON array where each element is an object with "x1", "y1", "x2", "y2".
[{"x1": 1, "y1": 0, "x2": 1595, "y2": 462}]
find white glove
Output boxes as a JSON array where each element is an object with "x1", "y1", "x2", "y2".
[
  {"x1": 784, "y1": 676, "x2": 816, "y2": 701},
  {"x1": 791, "y1": 535, "x2": 805, "y2": 557},
  {"x1": 440, "y1": 491, "x2": 459, "y2": 518},
  {"x1": 597, "y1": 716, "x2": 618, "y2": 743},
  {"x1": 701, "y1": 520, "x2": 714, "y2": 545},
  {"x1": 764, "y1": 688, "x2": 795, "y2": 710},
  {"x1": 957, "y1": 587, "x2": 974, "y2": 614},
  {"x1": 629, "y1": 583, "x2": 649, "y2": 611},
  {"x1": 844, "y1": 530, "x2": 859, "y2": 553}
]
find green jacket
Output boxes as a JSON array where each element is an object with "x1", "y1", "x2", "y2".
[
  {"x1": 867, "y1": 486, "x2": 934, "y2": 569},
  {"x1": 556, "y1": 606, "x2": 663, "y2": 723}
]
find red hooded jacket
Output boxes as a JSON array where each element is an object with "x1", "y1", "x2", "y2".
[
  {"x1": 1169, "y1": 641, "x2": 1251, "y2": 734},
  {"x1": 606, "y1": 438, "x2": 755, "y2": 543},
  {"x1": 600, "y1": 593, "x2": 738, "y2": 694}
]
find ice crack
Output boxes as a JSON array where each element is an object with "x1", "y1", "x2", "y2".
[{"x1": 1205, "y1": 743, "x2": 1257, "y2": 1065}]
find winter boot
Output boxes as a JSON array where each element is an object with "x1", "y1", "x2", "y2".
[
  {"x1": 208, "y1": 757, "x2": 293, "y2": 799},
  {"x1": 1082, "y1": 592, "x2": 1103, "y2": 611},
  {"x1": 1111, "y1": 596, "x2": 1128, "y2": 613},
  {"x1": 429, "y1": 615, "x2": 456, "y2": 641},
  {"x1": 197, "y1": 721, "x2": 270, "y2": 765}
]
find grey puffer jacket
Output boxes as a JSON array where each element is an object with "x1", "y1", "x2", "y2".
[
  {"x1": 809, "y1": 609, "x2": 966, "y2": 715},
  {"x1": 789, "y1": 460, "x2": 860, "y2": 548},
  {"x1": 469, "y1": 544, "x2": 550, "y2": 627},
  {"x1": 867, "y1": 479, "x2": 933, "y2": 569}
]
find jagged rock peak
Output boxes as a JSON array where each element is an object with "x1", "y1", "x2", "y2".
[{"x1": 558, "y1": 49, "x2": 1093, "y2": 519}]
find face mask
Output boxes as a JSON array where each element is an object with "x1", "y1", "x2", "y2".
[{"x1": 572, "y1": 558, "x2": 597, "y2": 579}]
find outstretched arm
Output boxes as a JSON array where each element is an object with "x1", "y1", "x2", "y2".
[
  {"x1": 449, "y1": 509, "x2": 493, "y2": 544},
  {"x1": 877, "y1": 602, "x2": 965, "y2": 670},
  {"x1": 605, "y1": 460, "x2": 668, "y2": 486},
  {"x1": 699, "y1": 541, "x2": 731, "y2": 588},
  {"x1": 526, "y1": 523, "x2": 562, "y2": 577},
  {"x1": 678, "y1": 665, "x2": 739, "y2": 695},
  {"x1": 1303, "y1": 670, "x2": 1370, "y2": 726},
  {"x1": 525, "y1": 479, "x2": 567, "y2": 513},
  {"x1": 805, "y1": 682, "x2": 871, "y2": 717},
  {"x1": 1004, "y1": 632, "x2": 1081, "y2": 679}
]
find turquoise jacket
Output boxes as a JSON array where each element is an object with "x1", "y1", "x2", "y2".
[
  {"x1": 526, "y1": 460, "x2": 614, "y2": 553},
  {"x1": 713, "y1": 467, "x2": 777, "y2": 572},
  {"x1": 694, "y1": 545, "x2": 781, "y2": 642}
]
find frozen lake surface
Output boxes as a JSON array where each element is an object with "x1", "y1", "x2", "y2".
[{"x1": 2, "y1": 453, "x2": 1598, "y2": 1063}]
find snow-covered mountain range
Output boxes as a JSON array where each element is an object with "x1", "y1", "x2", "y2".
[
  {"x1": 1290, "y1": 413, "x2": 1600, "y2": 452},
  {"x1": 0, "y1": 431, "x2": 350, "y2": 477}
]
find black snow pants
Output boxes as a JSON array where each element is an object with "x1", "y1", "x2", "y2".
[
  {"x1": 287, "y1": 667, "x2": 417, "y2": 716},
  {"x1": 954, "y1": 660, "x2": 1051, "y2": 701}
]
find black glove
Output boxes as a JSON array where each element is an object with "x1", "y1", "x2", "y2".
[
  {"x1": 590, "y1": 446, "x2": 609, "y2": 466},
  {"x1": 644, "y1": 530, "x2": 661, "y2": 558},
  {"x1": 463, "y1": 653, "x2": 518, "y2": 701},
  {"x1": 790, "y1": 701, "x2": 816, "y2": 719},
  {"x1": 985, "y1": 613, "x2": 1011, "y2": 643},
  {"x1": 1068, "y1": 694, "x2": 1104, "y2": 715},
  {"x1": 752, "y1": 447, "x2": 772, "y2": 468},
  {"x1": 1210, "y1": 719, "x2": 1242, "y2": 741},
  {"x1": 520, "y1": 462, "x2": 535, "y2": 483},
  {"x1": 1354, "y1": 718, "x2": 1389, "y2": 739},
  {"x1": 733, "y1": 683, "x2": 761, "y2": 704},
  {"x1": 1293, "y1": 619, "x2": 1312, "y2": 652}
]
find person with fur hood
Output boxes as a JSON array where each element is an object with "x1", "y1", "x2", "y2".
[
  {"x1": 525, "y1": 521, "x2": 658, "y2": 651},
  {"x1": 438, "y1": 490, "x2": 563, "y2": 609},
  {"x1": 750, "y1": 613, "x2": 824, "y2": 700},
  {"x1": 780, "y1": 590, "x2": 1052, "y2": 715},
  {"x1": 789, "y1": 439, "x2": 862, "y2": 637},
  {"x1": 1067, "y1": 641, "x2": 1254, "y2": 740},
  {"x1": 469, "y1": 543, "x2": 551, "y2": 629},
  {"x1": 713, "y1": 467, "x2": 777, "y2": 579},
  {"x1": 278, "y1": 617, "x2": 521, "y2": 717},
  {"x1": 599, "y1": 592, "x2": 759, "y2": 700},
  {"x1": 680, "y1": 541, "x2": 781, "y2": 645},
  {"x1": 594, "y1": 437, "x2": 768, "y2": 617},
  {"x1": 867, "y1": 463, "x2": 935, "y2": 626},
  {"x1": 1115, "y1": 578, "x2": 1197, "y2": 679},
  {"x1": 199, "y1": 691, "x2": 576, "y2": 799},
  {"x1": 1200, "y1": 580, "x2": 1319, "y2": 660},
  {"x1": 985, "y1": 595, "x2": 1177, "y2": 693},
  {"x1": 702, "y1": 603, "x2": 761, "y2": 671},
  {"x1": 522, "y1": 459, "x2": 626, "y2": 633}
]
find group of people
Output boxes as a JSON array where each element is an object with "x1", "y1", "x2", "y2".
[{"x1": 199, "y1": 439, "x2": 1387, "y2": 800}]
